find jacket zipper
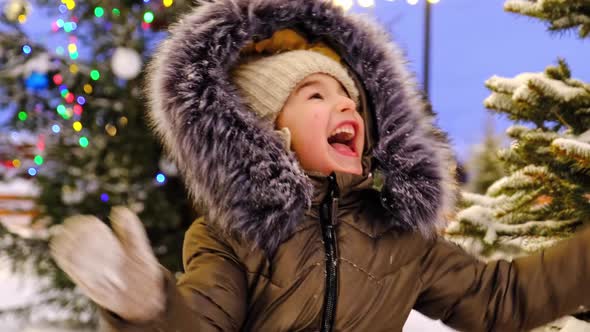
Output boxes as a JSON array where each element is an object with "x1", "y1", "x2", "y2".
[{"x1": 319, "y1": 173, "x2": 340, "y2": 332}]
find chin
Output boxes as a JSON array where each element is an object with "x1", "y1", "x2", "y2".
[
  {"x1": 331, "y1": 163, "x2": 363, "y2": 176},
  {"x1": 325, "y1": 149, "x2": 363, "y2": 176},
  {"x1": 343, "y1": 167, "x2": 363, "y2": 175}
]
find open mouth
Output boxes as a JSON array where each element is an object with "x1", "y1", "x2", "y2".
[{"x1": 327, "y1": 122, "x2": 358, "y2": 157}]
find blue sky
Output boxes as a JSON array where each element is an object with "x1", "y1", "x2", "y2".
[{"x1": 3, "y1": 0, "x2": 589, "y2": 161}]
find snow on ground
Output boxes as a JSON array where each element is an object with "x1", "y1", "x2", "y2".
[
  {"x1": 404, "y1": 311, "x2": 455, "y2": 331},
  {"x1": 0, "y1": 261, "x2": 45, "y2": 332},
  {"x1": 0, "y1": 262, "x2": 95, "y2": 332}
]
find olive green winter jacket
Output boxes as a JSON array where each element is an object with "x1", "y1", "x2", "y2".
[{"x1": 102, "y1": 170, "x2": 590, "y2": 331}]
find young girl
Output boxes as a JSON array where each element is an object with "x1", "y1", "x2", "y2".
[{"x1": 51, "y1": 0, "x2": 590, "y2": 331}]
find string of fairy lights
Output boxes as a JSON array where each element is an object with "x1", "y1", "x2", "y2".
[
  {"x1": 5, "y1": 0, "x2": 170, "y2": 186},
  {"x1": 333, "y1": 0, "x2": 440, "y2": 11}
]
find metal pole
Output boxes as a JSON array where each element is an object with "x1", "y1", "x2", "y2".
[{"x1": 423, "y1": 0, "x2": 432, "y2": 97}]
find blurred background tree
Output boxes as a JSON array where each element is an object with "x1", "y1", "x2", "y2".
[
  {"x1": 464, "y1": 115, "x2": 506, "y2": 195},
  {"x1": 446, "y1": 0, "x2": 590, "y2": 328},
  {"x1": 0, "y1": 0, "x2": 196, "y2": 326}
]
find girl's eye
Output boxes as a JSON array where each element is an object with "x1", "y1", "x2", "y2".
[{"x1": 310, "y1": 93, "x2": 323, "y2": 100}]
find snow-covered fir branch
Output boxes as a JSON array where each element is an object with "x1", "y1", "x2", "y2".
[
  {"x1": 504, "y1": 0, "x2": 539, "y2": 15},
  {"x1": 551, "y1": 137, "x2": 590, "y2": 166},
  {"x1": 456, "y1": 204, "x2": 578, "y2": 240},
  {"x1": 483, "y1": 93, "x2": 513, "y2": 112},
  {"x1": 461, "y1": 192, "x2": 518, "y2": 209},
  {"x1": 505, "y1": 0, "x2": 590, "y2": 38},
  {"x1": 487, "y1": 72, "x2": 588, "y2": 104},
  {"x1": 486, "y1": 165, "x2": 550, "y2": 196},
  {"x1": 553, "y1": 14, "x2": 590, "y2": 31}
]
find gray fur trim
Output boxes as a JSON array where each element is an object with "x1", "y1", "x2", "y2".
[{"x1": 146, "y1": 0, "x2": 456, "y2": 253}]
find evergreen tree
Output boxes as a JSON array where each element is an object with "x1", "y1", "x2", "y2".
[
  {"x1": 0, "y1": 0, "x2": 194, "y2": 325},
  {"x1": 448, "y1": 59, "x2": 590, "y2": 258},
  {"x1": 447, "y1": 0, "x2": 590, "y2": 327}
]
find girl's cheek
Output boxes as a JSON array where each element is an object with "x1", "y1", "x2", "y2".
[
  {"x1": 312, "y1": 109, "x2": 322, "y2": 120},
  {"x1": 312, "y1": 104, "x2": 329, "y2": 117}
]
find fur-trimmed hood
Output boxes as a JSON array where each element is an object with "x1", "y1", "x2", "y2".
[{"x1": 146, "y1": 0, "x2": 457, "y2": 253}]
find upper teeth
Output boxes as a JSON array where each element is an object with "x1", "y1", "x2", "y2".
[{"x1": 330, "y1": 124, "x2": 355, "y2": 138}]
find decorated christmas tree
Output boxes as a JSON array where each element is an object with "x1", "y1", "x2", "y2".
[
  {"x1": 0, "y1": 0, "x2": 195, "y2": 325},
  {"x1": 447, "y1": 1, "x2": 590, "y2": 329}
]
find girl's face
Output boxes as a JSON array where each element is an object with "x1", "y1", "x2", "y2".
[{"x1": 276, "y1": 73, "x2": 365, "y2": 175}]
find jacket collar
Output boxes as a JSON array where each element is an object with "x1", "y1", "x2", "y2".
[
  {"x1": 304, "y1": 157, "x2": 397, "y2": 239},
  {"x1": 306, "y1": 155, "x2": 375, "y2": 209}
]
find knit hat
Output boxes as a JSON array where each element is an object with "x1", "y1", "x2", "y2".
[{"x1": 232, "y1": 49, "x2": 360, "y2": 125}]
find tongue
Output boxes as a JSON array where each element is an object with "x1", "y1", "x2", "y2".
[{"x1": 331, "y1": 143, "x2": 355, "y2": 156}]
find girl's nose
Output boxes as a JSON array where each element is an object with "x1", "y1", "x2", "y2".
[{"x1": 337, "y1": 96, "x2": 357, "y2": 113}]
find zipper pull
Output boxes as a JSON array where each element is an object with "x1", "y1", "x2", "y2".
[
  {"x1": 330, "y1": 197, "x2": 339, "y2": 226},
  {"x1": 327, "y1": 173, "x2": 340, "y2": 226}
]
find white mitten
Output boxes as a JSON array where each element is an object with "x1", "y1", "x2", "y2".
[{"x1": 50, "y1": 206, "x2": 165, "y2": 322}]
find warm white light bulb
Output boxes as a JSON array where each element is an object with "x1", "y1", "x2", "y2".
[
  {"x1": 333, "y1": 0, "x2": 353, "y2": 11},
  {"x1": 357, "y1": 0, "x2": 375, "y2": 8},
  {"x1": 407, "y1": 0, "x2": 419, "y2": 5}
]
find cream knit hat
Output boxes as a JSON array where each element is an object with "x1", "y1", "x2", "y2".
[{"x1": 232, "y1": 50, "x2": 359, "y2": 124}]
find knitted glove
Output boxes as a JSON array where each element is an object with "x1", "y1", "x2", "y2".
[{"x1": 50, "y1": 206, "x2": 165, "y2": 322}]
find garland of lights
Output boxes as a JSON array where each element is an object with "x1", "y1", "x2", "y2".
[
  {"x1": 5, "y1": 0, "x2": 172, "y2": 188},
  {"x1": 333, "y1": 0, "x2": 440, "y2": 11}
]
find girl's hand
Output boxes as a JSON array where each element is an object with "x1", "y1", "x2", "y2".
[{"x1": 50, "y1": 206, "x2": 165, "y2": 322}]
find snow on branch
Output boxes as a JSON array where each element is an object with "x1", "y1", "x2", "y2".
[
  {"x1": 456, "y1": 203, "x2": 578, "y2": 243},
  {"x1": 551, "y1": 137, "x2": 590, "y2": 167},
  {"x1": 528, "y1": 75, "x2": 588, "y2": 102},
  {"x1": 487, "y1": 72, "x2": 588, "y2": 104},
  {"x1": 487, "y1": 165, "x2": 550, "y2": 196},
  {"x1": 483, "y1": 93, "x2": 514, "y2": 112},
  {"x1": 504, "y1": 0, "x2": 539, "y2": 15},
  {"x1": 505, "y1": 0, "x2": 590, "y2": 38}
]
